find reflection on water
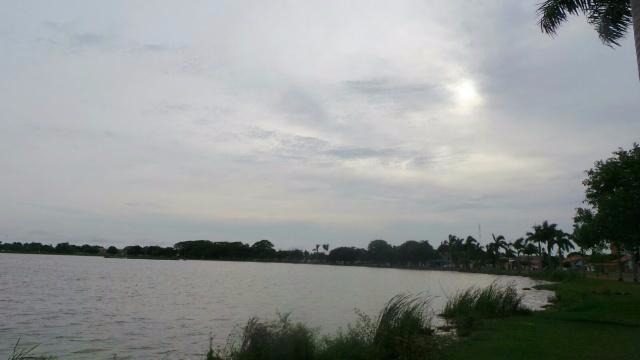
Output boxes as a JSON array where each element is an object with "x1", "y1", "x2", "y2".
[{"x1": 0, "y1": 253, "x2": 552, "y2": 359}]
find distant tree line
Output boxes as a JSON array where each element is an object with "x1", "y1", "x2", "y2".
[
  {"x1": 0, "y1": 226, "x2": 581, "y2": 271},
  {"x1": 0, "y1": 242, "x2": 104, "y2": 255}
]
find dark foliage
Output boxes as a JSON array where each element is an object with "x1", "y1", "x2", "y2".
[{"x1": 537, "y1": 0, "x2": 632, "y2": 46}]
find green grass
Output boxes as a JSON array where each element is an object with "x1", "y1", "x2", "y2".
[{"x1": 441, "y1": 278, "x2": 640, "y2": 360}]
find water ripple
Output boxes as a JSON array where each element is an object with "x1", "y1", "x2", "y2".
[{"x1": 1, "y1": 253, "x2": 551, "y2": 359}]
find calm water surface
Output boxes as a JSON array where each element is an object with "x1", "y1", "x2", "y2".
[{"x1": 0, "y1": 253, "x2": 552, "y2": 359}]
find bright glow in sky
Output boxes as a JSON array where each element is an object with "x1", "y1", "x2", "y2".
[
  {"x1": 1, "y1": 0, "x2": 639, "y2": 249},
  {"x1": 451, "y1": 79, "x2": 483, "y2": 113}
]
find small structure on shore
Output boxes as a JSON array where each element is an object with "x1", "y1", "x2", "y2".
[{"x1": 562, "y1": 255, "x2": 586, "y2": 270}]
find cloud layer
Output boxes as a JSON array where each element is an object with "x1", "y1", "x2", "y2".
[{"x1": 1, "y1": 0, "x2": 639, "y2": 249}]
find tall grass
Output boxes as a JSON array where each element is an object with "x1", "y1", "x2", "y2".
[
  {"x1": 371, "y1": 294, "x2": 435, "y2": 360},
  {"x1": 441, "y1": 283, "x2": 529, "y2": 336},
  {"x1": 211, "y1": 294, "x2": 438, "y2": 360},
  {"x1": 208, "y1": 313, "x2": 316, "y2": 360},
  {"x1": 7, "y1": 339, "x2": 52, "y2": 360},
  {"x1": 318, "y1": 310, "x2": 377, "y2": 360}
]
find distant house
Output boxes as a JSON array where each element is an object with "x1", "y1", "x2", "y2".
[
  {"x1": 592, "y1": 254, "x2": 636, "y2": 274},
  {"x1": 610, "y1": 245, "x2": 636, "y2": 271},
  {"x1": 516, "y1": 256, "x2": 542, "y2": 271},
  {"x1": 426, "y1": 259, "x2": 452, "y2": 269},
  {"x1": 621, "y1": 254, "x2": 634, "y2": 271},
  {"x1": 562, "y1": 255, "x2": 586, "y2": 270}
]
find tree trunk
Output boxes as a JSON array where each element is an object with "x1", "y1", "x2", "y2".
[
  {"x1": 633, "y1": 248, "x2": 639, "y2": 283},
  {"x1": 632, "y1": 0, "x2": 640, "y2": 80},
  {"x1": 557, "y1": 248, "x2": 562, "y2": 270},
  {"x1": 538, "y1": 242, "x2": 543, "y2": 270},
  {"x1": 538, "y1": 243, "x2": 542, "y2": 258},
  {"x1": 618, "y1": 251, "x2": 624, "y2": 282}
]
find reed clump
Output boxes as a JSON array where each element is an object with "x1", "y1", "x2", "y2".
[
  {"x1": 441, "y1": 283, "x2": 529, "y2": 336},
  {"x1": 211, "y1": 294, "x2": 439, "y2": 360},
  {"x1": 7, "y1": 339, "x2": 53, "y2": 360}
]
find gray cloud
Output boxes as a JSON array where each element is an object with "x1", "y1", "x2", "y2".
[
  {"x1": 71, "y1": 32, "x2": 110, "y2": 47},
  {"x1": 39, "y1": 21, "x2": 114, "y2": 50},
  {"x1": 139, "y1": 43, "x2": 174, "y2": 52},
  {"x1": 345, "y1": 78, "x2": 439, "y2": 98},
  {"x1": 278, "y1": 88, "x2": 329, "y2": 124},
  {"x1": 1, "y1": 0, "x2": 639, "y2": 249},
  {"x1": 324, "y1": 147, "x2": 400, "y2": 159},
  {"x1": 343, "y1": 78, "x2": 447, "y2": 116},
  {"x1": 40, "y1": 20, "x2": 183, "y2": 54}
]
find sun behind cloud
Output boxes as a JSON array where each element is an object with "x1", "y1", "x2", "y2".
[{"x1": 450, "y1": 78, "x2": 483, "y2": 113}]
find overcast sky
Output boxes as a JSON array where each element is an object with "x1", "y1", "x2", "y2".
[{"x1": 1, "y1": 0, "x2": 639, "y2": 249}]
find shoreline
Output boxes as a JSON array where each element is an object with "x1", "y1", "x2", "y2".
[
  {"x1": 6, "y1": 251, "x2": 637, "y2": 359},
  {"x1": 0, "y1": 250, "x2": 561, "y2": 279}
]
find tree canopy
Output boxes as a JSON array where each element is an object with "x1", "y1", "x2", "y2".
[{"x1": 573, "y1": 143, "x2": 640, "y2": 252}]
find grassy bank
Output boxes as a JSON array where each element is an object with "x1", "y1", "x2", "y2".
[{"x1": 441, "y1": 278, "x2": 640, "y2": 360}]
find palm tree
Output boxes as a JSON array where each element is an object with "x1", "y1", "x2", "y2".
[
  {"x1": 504, "y1": 242, "x2": 516, "y2": 258},
  {"x1": 523, "y1": 243, "x2": 539, "y2": 256},
  {"x1": 526, "y1": 229, "x2": 543, "y2": 257},
  {"x1": 538, "y1": 0, "x2": 640, "y2": 80},
  {"x1": 554, "y1": 232, "x2": 575, "y2": 261},
  {"x1": 443, "y1": 235, "x2": 465, "y2": 268},
  {"x1": 489, "y1": 234, "x2": 508, "y2": 269},
  {"x1": 513, "y1": 238, "x2": 526, "y2": 257},
  {"x1": 463, "y1": 236, "x2": 480, "y2": 270},
  {"x1": 512, "y1": 237, "x2": 526, "y2": 270},
  {"x1": 527, "y1": 221, "x2": 561, "y2": 269}
]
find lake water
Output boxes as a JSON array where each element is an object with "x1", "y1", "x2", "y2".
[{"x1": 0, "y1": 253, "x2": 553, "y2": 359}]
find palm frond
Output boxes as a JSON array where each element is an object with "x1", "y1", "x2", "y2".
[
  {"x1": 537, "y1": 0, "x2": 632, "y2": 47},
  {"x1": 586, "y1": 0, "x2": 632, "y2": 46},
  {"x1": 537, "y1": 0, "x2": 592, "y2": 34}
]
